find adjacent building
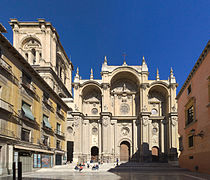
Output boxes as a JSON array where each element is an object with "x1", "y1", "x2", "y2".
[
  {"x1": 69, "y1": 57, "x2": 179, "y2": 163},
  {"x1": 177, "y1": 41, "x2": 210, "y2": 174},
  {"x1": 0, "y1": 24, "x2": 69, "y2": 175}
]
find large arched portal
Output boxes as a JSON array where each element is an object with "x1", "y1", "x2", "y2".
[
  {"x1": 91, "y1": 146, "x2": 99, "y2": 162},
  {"x1": 120, "y1": 141, "x2": 130, "y2": 161}
]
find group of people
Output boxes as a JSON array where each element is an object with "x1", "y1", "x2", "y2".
[{"x1": 74, "y1": 162, "x2": 100, "y2": 171}]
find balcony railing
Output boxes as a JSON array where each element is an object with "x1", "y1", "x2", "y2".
[
  {"x1": 43, "y1": 98, "x2": 54, "y2": 112},
  {"x1": 56, "y1": 109, "x2": 65, "y2": 119},
  {"x1": 54, "y1": 129, "x2": 65, "y2": 137},
  {"x1": 0, "y1": 57, "x2": 12, "y2": 73},
  {"x1": 0, "y1": 127, "x2": 18, "y2": 139},
  {"x1": 0, "y1": 98, "x2": 13, "y2": 113},
  {"x1": 21, "y1": 78, "x2": 36, "y2": 94}
]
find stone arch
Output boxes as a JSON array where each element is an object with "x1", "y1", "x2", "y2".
[
  {"x1": 110, "y1": 70, "x2": 140, "y2": 116},
  {"x1": 120, "y1": 141, "x2": 131, "y2": 161},
  {"x1": 110, "y1": 67, "x2": 140, "y2": 86},
  {"x1": 21, "y1": 36, "x2": 42, "y2": 49},
  {"x1": 81, "y1": 84, "x2": 102, "y2": 116},
  {"x1": 148, "y1": 85, "x2": 169, "y2": 116}
]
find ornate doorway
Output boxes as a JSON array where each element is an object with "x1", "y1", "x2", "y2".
[
  {"x1": 120, "y1": 141, "x2": 130, "y2": 161},
  {"x1": 152, "y1": 146, "x2": 159, "y2": 162},
  {"x1": 91, "y1": 146, "x2": 99, "y2": 162}
]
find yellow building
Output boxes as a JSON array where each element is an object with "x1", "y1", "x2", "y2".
[{"x1": 0, "y1": 24, "x2": 69, "y2": 175}]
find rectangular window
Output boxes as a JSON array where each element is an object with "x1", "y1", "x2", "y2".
[
  {"x1": 43, "y1": 135, "x2": 49, "y2": 146},
  {"x1": 56, "y1": 123, "x2": 61, "y2": 135},
  {"x1": 43, "y1": 92, "x2": 49, "y2": 102},
  {"x1": 57, "y1": 104, "x2": 61, "y2": 113},
  {"x1": 188, "y1": 135, "x2": 194, "y2": 147},
  {"x1": 56, "y1": 140, "x2": 61, "y2": 149},
  {"x1": 43, "y1": 115, "x2": 51, "y2": 129},
  {"x1": 187, "y1": 85, "x2": 191, "y2": 95},
  {"x1": 21, "y1": 128, "x2": 30, "y2": 142},
  {"x1": 187, "y1": 105, "x2": 194, "y2": 125},
  {"x1": 21, "y1": 101, "x2": 35, "y2": 121}
]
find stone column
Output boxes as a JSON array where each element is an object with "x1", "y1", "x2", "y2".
[
  {"x1": 82, "y1": 120, "x2": 89, "y2": 162},
  {"x1": 139, "y1": 112, "x2": 151, "y2": 162},
  {"x1": 71, "y1": 112, "x2": 84, "y2": 163},
  {"x1": 168, "y1": 113, "x2": 178, "y2": 161},
  {"x1": 101, "y1": 112, "x2": 112, "y2": 162},
  {"x1": 35, "y1": 51, "x2": 39, "y2": 64}
]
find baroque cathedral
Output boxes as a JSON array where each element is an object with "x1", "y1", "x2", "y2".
[
  {"x1": 9, "y1": 19, "x2": 178, "y2": 164},
  {"x1": 69, "y1": 57, "x2": 178, "y2": 163}
]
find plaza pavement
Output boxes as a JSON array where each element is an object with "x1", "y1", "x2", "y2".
[{"x1": 1, "y1": 162, "x2": 210, "y2": 180}]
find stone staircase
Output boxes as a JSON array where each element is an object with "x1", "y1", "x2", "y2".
[{"x1": 108, "y1": 162, "x2": 187, "y2": 172}]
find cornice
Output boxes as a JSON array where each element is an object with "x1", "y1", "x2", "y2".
[{"x1": 177, "y1": 40, "x2": 210, "y2": 99}]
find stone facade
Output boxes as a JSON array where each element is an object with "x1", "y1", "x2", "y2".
[{"x1": 69, "y1": 57, "x2": 178, "y2": 163}]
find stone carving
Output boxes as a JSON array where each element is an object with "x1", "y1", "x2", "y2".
[
  {"x1": 142, "y1": 105, "x2": 148, "y2": 112},
  {"x1": 121, "y1": 127, "x2": 129, "y2": 136},
  {"x1": 75, "y1": 104, "x2": 79, "y2": 111},
  {"x1": 91, "y1": 108, "x2": 98, "y2": 114},
  {"x1": 102, "y1": 117, "x2": 109, "y2": 127},
  {"x1": 171, "y1": 117, "x2": 177, "y2": 126},
  {"x1": 120, "y1": 103, "x2": 130, "y2": 114},
  {"x1": 103, "y1": 105, "x2": 108, "y2": 111},
  {"x1": 92, "y1": 127, "x2": 98, "y2": 135},
  {"x1": 142, "y1": 117, "x2": 149, "y2": 126},
  {"x1": 67, "y1": 126, "x2": 73, "y2": 134},
  {"x1": 172, "y1": 105, "x2": 177, "y2": 112},
  {"x1": 152, "y1": 128, "x2": 158, "y2": 135}
]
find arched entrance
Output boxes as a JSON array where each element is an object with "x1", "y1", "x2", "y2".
[
  {"x1": 91, "y1": 146, "x2": 99, "y2": 162},
  {"x1": 152, "y1": 146, "x2": 159, "y2": 162},
  {"x1": 120, "y1": 141, "x2": 130, "y2": 161}
]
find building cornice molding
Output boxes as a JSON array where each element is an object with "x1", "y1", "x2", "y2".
[{"x1": 177, "y1": 41, "x2": 210, "y2": 99}]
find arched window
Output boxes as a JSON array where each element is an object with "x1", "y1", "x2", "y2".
[{"x1": 32, "y1": 49, "x2": 36, "y2": 65}]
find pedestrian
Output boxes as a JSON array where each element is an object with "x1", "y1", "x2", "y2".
[{"x1": 116, "y1": 158, "x2": 119, "y2": 166}]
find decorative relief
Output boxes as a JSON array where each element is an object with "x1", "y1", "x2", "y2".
[
  {"x1": 142, "y1": 117, "x2": 149, "y2": 126},
  {"x1": 171, "y1": 105, "x2": 177, "y2": 112},
  {"x1": 103, "y1": 105, "x2": 108, "y2": 111},
  {"x1": 142, "y1": 105, "x2": 148, "y2": 112},
  {"x1": 74, "y1": 117, "x2": 79, "y2": 127},
  {"x1": 67, "y1": 126, "x2": 73, "y2": 134},
  {"x1": 91, "y1": 108, "x2": 98, "y2": 114},
  {"x1": 171, "y1": 117, "x2": 177, "y2": 126},
  {"x1": 151, "y1": 108, "x2": 158, "y2": 115},
  {"x1": 102, "y1": 117, "x2": 109, "y2": 127},
  {"x1": 121, "y1": 127, "x2": 130, "y2": 136},
  {"x1": 120, "y1": 103, "x2": 130, "y2": 114},
  {"x1": 92, "y1": 127, "x2": 98, "y2": 135}
]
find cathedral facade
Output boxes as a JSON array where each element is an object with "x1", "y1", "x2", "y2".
[{"x1": 70, "y1": 57, "x2": 178, "y2": 163}]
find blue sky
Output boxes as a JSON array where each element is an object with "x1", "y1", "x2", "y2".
[{"x1": 1, "y1": 0, "x2": 210, "y2": 92}]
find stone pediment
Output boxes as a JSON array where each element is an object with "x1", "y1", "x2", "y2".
[{"x1": 149, "y1": 97, "x2": 160, "y2": 103}]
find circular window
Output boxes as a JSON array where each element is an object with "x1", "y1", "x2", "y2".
[
  {"x1": 91, "y1": 108, "x2": 98, "y2": 115},
  {"x1": 92, "y1": 127, "x2": 98, "y2": 135},
  {"x1": 120, "y1": 103, "x2": 130, "y2": 114},
  {"x1": 151, "y1": 108, "x2": 158, "y2": 115},
  {"x1": 152, "y1": 128, "x2": 158, "y2": 134},
  {"x1": 67, "y1": 126, "x2": 73, "y2": 134}
]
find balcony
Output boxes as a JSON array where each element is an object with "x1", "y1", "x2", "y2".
[
  {"x1": 0, "y1": 58, "x2": 19, "y2": 85},
  {"x1": 0, "y1": 127, "x2": 18, "y2": 139},
  {"x1": 0, "y1": 98, "x2": 13, "y2": 113},
  {"x1": 56, "y1": 109, "x2": 65, "y2": 120},
  {"x1": 0, "y1": 57, "x2": 12, "y2": 73},
  {"x1": 43, "y1": 98, "x2": 54, "y2": 112},
  {"x1": 21, "y1": 78, "x2": 36, "y2": 94},
  {"x1": 54, "y1": 129, "x2": 65, "y2": 139}
]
